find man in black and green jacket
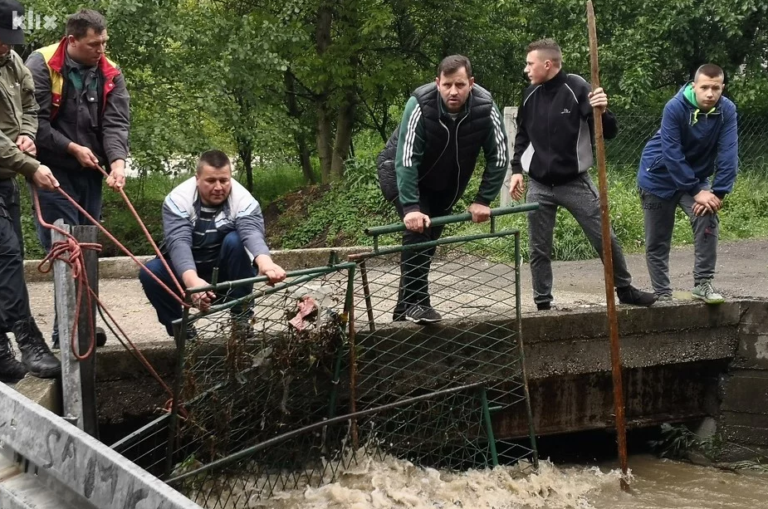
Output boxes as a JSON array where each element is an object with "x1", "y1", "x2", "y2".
[{"x1": 377, "y1": 54, "x2": 508, "y2": 324}]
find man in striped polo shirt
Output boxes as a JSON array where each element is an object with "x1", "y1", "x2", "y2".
[
  {"x1": 139, "y1": 150, "x2": 286, "y2": 338},
  {"x1": 377, "y1": 55, "x2": 509, "y2": 324}
]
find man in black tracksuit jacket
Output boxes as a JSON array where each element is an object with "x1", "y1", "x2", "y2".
[
  {"x1": 509, "y1": 39, "x2": 655, "y2": 310},
  {"x1": 376, "y1": 55, "x2": 509, "y2": 324}
]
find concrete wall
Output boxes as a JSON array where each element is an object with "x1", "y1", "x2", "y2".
[
  {"x1": 495, "y1": 301, "x2": 739, "y2": 439},
  {"x1": 46, "y1": 299, "x2": 768, "y2": 460},
  {"x1": 718, "y1": 299, "x2": 768, "y2": 460}
]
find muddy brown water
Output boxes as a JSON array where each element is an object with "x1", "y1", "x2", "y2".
[{"x1": 259, "y1": 454, "x2": 768, "y2": 508}]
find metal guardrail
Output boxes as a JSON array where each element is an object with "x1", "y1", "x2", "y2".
[
  {"x1": 0, "y1": 382, "x2": 201, "y2": 509},
  {"x1": 364, "y1": 203, "x2": 539, "y2": 237}
]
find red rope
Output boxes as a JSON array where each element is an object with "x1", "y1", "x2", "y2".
[
  {"x1": 33, "y1": 185, "x2": 189, "y2": 308},
  {"x1": 92, "y1": 167, "x2": 185, "y2": 297},
  {"x1": 31, "y1": 182, "x2": 190, "y2": 417}
]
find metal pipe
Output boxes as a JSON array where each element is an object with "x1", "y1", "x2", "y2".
[
  {"x1": 329, "y1": 266, "x2": 358, "y2": 420},
  {"x1": 174, "y1": 263, "x2": 357, "y2": 326},
  {"x1": 359, "y1": 260, "x2": 376, "y2": 332},
  {"x1": 516, "y1": 232, "x2": 539, "y2": 468},
  {"x1": 364, "y1": 203, "x2": 539, "y2": 236},
  {"x1": 480, "y1": 387, "x2": 499, "y2": 467},
  {"x1": 350, "y1": 229, "x2": 523, "y2": 261},
  {"x1": 326, "y1": 334, "x2": 345, "y2": 420},
  {"x1": 347, "y1": 265, "x2": 359, "y2": 449},
  {"x1": 165, "y1": 302, "x2": 191, "y2": 479},
  {"x1": 111, "y1": 414, "x2": 170, "y2": 451},
  {"x1": 186, "y1": 262, "x2": 357, "y2": 293}
]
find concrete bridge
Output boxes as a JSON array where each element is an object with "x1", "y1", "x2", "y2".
[
  {"x1": 5, "y1": 239, "x2": 768, "y2": 506},
  {"x1": 53, "y1": 297, "x2": 766, "y2": 465}
]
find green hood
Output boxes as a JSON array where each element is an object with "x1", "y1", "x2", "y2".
[
  {"x1": 683, "y1": 83, "x2": 699, "y2": 109},
  {"x1": 683, "y1": 83, "x2": 717, "y2": 125}
]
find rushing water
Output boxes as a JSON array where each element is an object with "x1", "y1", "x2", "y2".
[{"x1": 243, "y1": 453, "x2": 768, "y2": 509}]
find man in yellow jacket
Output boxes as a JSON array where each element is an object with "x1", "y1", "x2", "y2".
[{"x1": 26, "y1": 8, "x2": 130, "y2": 347}]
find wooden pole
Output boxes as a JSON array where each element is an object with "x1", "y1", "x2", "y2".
[
  {"x1": 52, "y1": 221, "x2": 99, "y2": 437},
  {"x1": 52, "y1": 221, "x2": 82, "y2": 430},
  {"x1": 75, "y1": 225, "x2": 99, "y2": 438},
  {"x1": 586, "y1": 0, "x2": 630, "y2": 491}
]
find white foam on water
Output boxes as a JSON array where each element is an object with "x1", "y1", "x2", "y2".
[
  {"x1": 189, "y1": 451, "x2": 768, "y2": 508},
  {"x1": 245, "y1": 453, "x2": 623, "y2": 509}
]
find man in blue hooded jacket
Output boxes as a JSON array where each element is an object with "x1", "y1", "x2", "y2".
[{"x1": 637, "y1": 64, "x2": 738, "y2": 304}]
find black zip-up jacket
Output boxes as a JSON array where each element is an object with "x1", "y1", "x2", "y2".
[
  {"x1": 392, "y1": 83, "x2": 508, "y2": 214},
  {"x1": 512, "y1": 70, "x2": 617, "y2": 186}
]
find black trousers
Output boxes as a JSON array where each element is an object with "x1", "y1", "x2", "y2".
[
  {"x1": 392, "y1": 192, "x2": 452, "y2": 317},
  {"x1": 0, "y1": 178, "x2": 31, "y2": 332}
]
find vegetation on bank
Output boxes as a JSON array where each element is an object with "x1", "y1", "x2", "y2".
[
  {"x1": 18, "y1": 151, "x2": 768, "y2": 263},
  {"x1": 14, "y1": 1, "x2": 768, "y2": 262}
]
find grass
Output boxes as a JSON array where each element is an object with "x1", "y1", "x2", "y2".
[
  {"x1": 18, "y1": 162, "x2": 316, "y2": 259},
  {"x1": 452, "y1": 165, "x2": 768, "y2": 263},
  {"x1": 17, "y1": 152, "x2": 768, "y2": 263},
  {"x1": 269, "y1": 158, "x2": 768, "y2": 265}
]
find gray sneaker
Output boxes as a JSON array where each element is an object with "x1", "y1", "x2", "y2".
[
  {"x1": 656, "y1": 294, "x2": 674, "y2": 302},
  {"x1": 692, "y1": 280, "x2": 725, "y2": 304},
  {"x1": 405, "y1": 305, "x2": 442, "y2": 325}
]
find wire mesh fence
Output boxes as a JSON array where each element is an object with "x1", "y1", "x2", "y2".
[
  {"x1": 606, "y1": 113, "x2": 768, "y2": 171},
  {"x1": 159, "y1": 264, "x2": 357, "y2": 500},
  {"x1": 348, "y1": 206, "x2": 538, "y2": 472},
  {"x1": 111, "y1": 413, "x2": 171, "y2": 477},
  {"x1": 117, "y1": 207, "x2": 539, "y2": 507},
  {"x1": 165, "y1": 383, "x2": 488, "y2": 508}
]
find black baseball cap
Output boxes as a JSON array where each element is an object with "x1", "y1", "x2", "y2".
[{"x1": 0, "y1": 0, "x2": 25, "y2": 45}]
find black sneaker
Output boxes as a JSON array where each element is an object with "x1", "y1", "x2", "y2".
[
  {"x1": 536, "y1": 302, "x2": 552, "y2": 311},
  {"x1": 405, "y1": 305, "x2": 442, "y2": 324},
  {"x1": 616, "y1": 285, "x2": 657, "y2": 307}
]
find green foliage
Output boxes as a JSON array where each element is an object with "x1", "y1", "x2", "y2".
[
  {"x1": 275, "y1": 154, "x2": 397, "y2": 249},
  {"x1": 14, "y1": 0, "x2": 768, "y2": 262},
  {"x1": 19, "y1": 163, "x2": 310, "y2": 258},
  {"x1": 269, "y1": 152, "x2": 768, "y2": 264},
  {"x1": 649, "y1": 423, "x2": 722, "y2": 460},
  {"x1": 246, "y1": 161, "x2": 319, "y2": 207},
  {"x1": 19, "y1": 0, "x2": 768, "y2": 188},
  {"x1": 20, "y1": 209, "x2": 45, "y2": 260}
]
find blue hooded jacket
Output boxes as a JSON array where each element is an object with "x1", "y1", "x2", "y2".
[{"x1": 637, "y1": 85, "x2": 738, "y2": 200}]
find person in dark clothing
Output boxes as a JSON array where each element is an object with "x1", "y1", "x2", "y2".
[
  {"x1": 26, "y1": 8, "x2": 130, "y2": 347},
  {"x1": 637, "y1": 64, "x2": 737, "y2": 304},
  {"x1": 377, "y1": 55, "x2": 509, "y2": 324},
  {"x1": 0, "y1": 0, "x2": 62, "y2": 382},
  {"x1": 509, "y1": 39, "x2": 655, "y2": 310}
]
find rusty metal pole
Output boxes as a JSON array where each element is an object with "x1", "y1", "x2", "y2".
[{"x1": 586, "y1": 0, "x2": 630, "y2": 491}]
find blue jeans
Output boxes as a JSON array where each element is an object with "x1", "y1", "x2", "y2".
[
  {"x1": 30, "y1": 167, "x2": 103, "y2": 252},
  {"x1": 139, "y1": 231, "x2": 257, "y2": 336},
  {"x1": 30, "y1": 167, "x2": 103, "y2": 344}
]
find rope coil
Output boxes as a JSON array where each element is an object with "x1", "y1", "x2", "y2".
[{"x1": 31, "y1": 176, "x2": 189, "y2": 416}]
